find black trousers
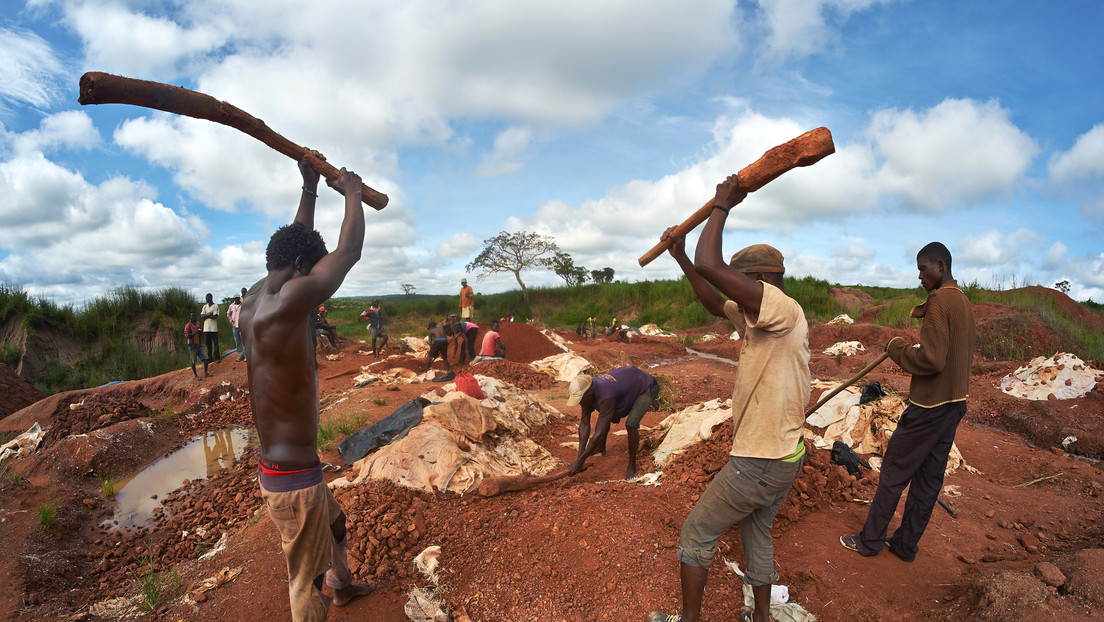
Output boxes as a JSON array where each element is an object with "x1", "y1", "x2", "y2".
[
  {"x1": 459, "y1": 328, "x2": 478, "y2": 363},
  {"x1": 857, "y1": 400, "x2": 966, "y2": 560},
  {"x1": 204, "y1": 330, "x2": 221, "y2": 362}
]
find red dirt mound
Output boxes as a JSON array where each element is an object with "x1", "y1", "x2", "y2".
[
  {"x1": 42, "y1": 393, "x2": 154, "y2": 447},
  {"x1": 474, "y1": 359, "x2": 555, "y2": 389},
  {"x1": 0, "y1": 363, "x2": 44, "y2": 420},
  {"x1": 491, "y1": 321, "x2": 564, "y2": 363}
]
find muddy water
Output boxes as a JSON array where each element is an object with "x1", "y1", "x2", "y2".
[{"x1": 110, "y1": 427, "x2": 256, "y2": 529}]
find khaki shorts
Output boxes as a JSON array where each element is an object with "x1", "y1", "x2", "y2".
[{"x1": 260, "y1": 477, "x2": 351, "y2": 621}]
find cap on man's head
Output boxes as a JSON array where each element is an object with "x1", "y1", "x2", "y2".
[
  {"x1": 729, "y1": 244, "x2": 785, "y2": 274},
  {"x1": 461, "y1": 278, "x2": 468, "y2": 285},
  {"x1": 565, "y1": 373, "x2": 593, "y2": 407}
]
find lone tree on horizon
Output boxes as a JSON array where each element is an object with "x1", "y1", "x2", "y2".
[
  {"x1": 466, "y1": 231, "x2": 558, "y2": 303},
  {"x1": 551, "y1": 251, "x2": 588, "y2": 287},
  {"x1": 401, "y1": 283, "x2": 416, "y2": 298}
]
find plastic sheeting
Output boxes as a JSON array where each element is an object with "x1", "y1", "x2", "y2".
[
  {"x1": 639, "y1": 324, "x2": 676, "y2": 337},
  {"x1": 337, "y1": 398, "x2": 431, "y2": 465},
  {"x1": 651, "y1": 399, "x2": 732, "y2": 467},
  {"x1": 0, "y1": 422, "x2": 43, "y2": 464},
  {"x1": 826, "y1": 313, "x2": 854, "y2": 326},
  {"x1": 999, "y1": 352, "x2": 1102, "y2": 400},
  {"x1": 804, "y1": 380, "x2": 974, "y2": 475},
  {"x1": 823, "y1": 341, "x2": 865, "y2": 356},
  {"x1": 529, "y1": 352, "x2": 593, "y2": 382},
  {"x1": 332, "y1": 379, "x2": 563, "y2": 493}
]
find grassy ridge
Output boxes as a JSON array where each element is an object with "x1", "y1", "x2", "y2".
[{"x1": 3, "y1": 276, "x2": 1103, "y2": 396}]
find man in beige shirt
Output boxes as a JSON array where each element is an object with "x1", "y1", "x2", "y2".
[
  {"x1": 651, "y1": 174, "x2": 811, "y2": 622},
  {"x1": 840, "y1": 241, "x2": 975, "y2": 562}
]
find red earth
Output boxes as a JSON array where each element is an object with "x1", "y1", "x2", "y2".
[{"x1": 1, "y1": 310, "x2": 1103, "y2": 621}]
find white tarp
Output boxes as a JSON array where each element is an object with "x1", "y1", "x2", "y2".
[
  {"x1": 724, "y1": 560, "x2": 817, "y2": 622},
  {"x1": 804, "y1": 380, "x2": 973, "y2": 475},
  {"x1": 333, "y1": 380, "x2": 563, "y2": 493},
  {"x1": 999, "y1": 352, "x2": 1102, "y2": 400},
  {"x1": 651, "y1": 399, "x2": 732, "y2": 467},
  {"x1": 823, "y1": 341, "x2": 865, "y2": 356},
  {"x1": 530, "y1": 352, "x2": 593, "y2": 382},
  {"x1": 639, "y1": 324, "x2": 676, "y2": 337},
  {"x1": 539, "y1": 329, "x2": 572, "y2": 352},
  {"x1": 826, "y1": 313, "x2": 854, "y2": 326},
  {"x1": 0, "y1": 422, "x2": 43, "y2": 464},
  {"x1": 400, "y1": 336, "x2": 430, "y2": 355}
]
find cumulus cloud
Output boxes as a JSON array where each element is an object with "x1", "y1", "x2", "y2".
[
  {"x1": 956, "y1": 228, "x2": 1039, "y2": 267},
  {"x1": 1049, "y1": 123, "x2": 1104, "y2": 183},
  {"x1": 0, "y1": 26, "x2": 64, "y2": 113},
  {"x1": 13, "y1": 111, "x2": 99, "y2": 154},
  {"x1": 436, "y1": 233, "x2": 480, "y2": 258},
  {"x1": 476, "y1": 127, "x2": 532, "y2": 177},
  {"x1": 64, "y1": 1, "x2": 231, "y2": 77},
  {"x1": 755, "y1": 0, "x2": 893, "y2": 62},
  {"x1": 867, "y1": 98, "x2": 1038, "y2": 210}
]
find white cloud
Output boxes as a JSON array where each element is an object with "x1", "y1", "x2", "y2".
[
  {"x1": 1049, "y1": 123, "x2": 1104, "y2": 183},
  {"x1": 956, "y1": 228, "x2": 1039, "y2": 267},
  {"x1": 13, "y1": 110, "x2": 100, "y2": 154},
  {"x1": 65, "y1": 1, "x2": 231, "y2": 77},
  {"x1": 437, "y1": 233, "x2": 479, "y2": 258},
  {"x1": 755, "y1": 0, "x2": 892, "y2": 62},
  {"x1": 476, "y1": 126, "x2": 532, "y2": 177},
  {"x1": 867, "y1": 98, "x2": 1038, "y2": 210},
  {"x1": 0, "y1": 26, "x2": 64, "y2": 113},
  {"x1": 1043, "y1": 241, "x2": 1068, "y2": 269}
]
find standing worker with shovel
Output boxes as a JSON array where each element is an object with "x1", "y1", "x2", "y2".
[
  {"x1": 650, "y1": 174, "x2": 811, "y2": 622},
  {"x1": 840, "y1": 242, "x2": 975, "y2": 562}
]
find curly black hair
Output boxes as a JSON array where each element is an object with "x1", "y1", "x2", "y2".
[{"x1": 266, "y1": 223, "x2": 328, "y2": 271}]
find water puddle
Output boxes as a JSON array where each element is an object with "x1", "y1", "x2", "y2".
[
  {"x1": 685, "y1": 347, "x2": 740, "y2": 368},
  {"x1": 109, "y1": 427, "x2": 255, "y2": 529}
]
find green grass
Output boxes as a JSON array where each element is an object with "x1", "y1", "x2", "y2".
[
  {"x1": 38, "y1": 503, "x2": 56, "y2": 531},
  {"x1": 135, "y1": 545, "x2": 179, "y2": 613},
  {"x1": 101, "y1": 472, "x2": 116, "y2": 499}
]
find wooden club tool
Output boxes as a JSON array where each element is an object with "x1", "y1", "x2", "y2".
[
  {"x1": 78, "y1": 71, "x2": 388, "y2": 210},
  {"x1": 638, "y1": 126, "x2": 834, "y2": 267}
]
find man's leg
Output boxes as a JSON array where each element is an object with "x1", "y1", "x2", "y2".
[
  {"x1": 260, "y1": 482, "x2": 335, "y2": 622},
  {"x1": 623, "y1": 382, "x2": 658, "y2": 480},
  {"x1": 856, "y1": 404, "x2": 952, "y2": 554},
  {"x1": 233, "y1": 326, "x2": 244, "y2": 360},
  {"x1": 675, "y1": 458, "x2": 760, "y2": 622},
  {"x1": 889, "y1": 403, "x2": 967, "y2": 560},
  {"x1": 740, "y1": 457, "x2": 803, "y2": 622},
  {"x1": 324, "y1": 498, "x2": 374, "y2": 606},
  {"x1": 626, "y1": 427, "x2": 640, "y2": 480}
]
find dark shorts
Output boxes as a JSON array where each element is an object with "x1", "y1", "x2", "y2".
[
  {"x1": 428, "y1": 339, "x2": 448, "y2": 359},
  {"x1": 188, "y1": 343, "x2": 206, "y2": 364}
]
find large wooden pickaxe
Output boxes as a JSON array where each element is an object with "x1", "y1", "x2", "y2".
[
  {"x1": 638, "y1": 127, "x2": 834, "y2": 267},
  {"x1": 78, "y1": 72, "x2": 388, "y2": 210}
]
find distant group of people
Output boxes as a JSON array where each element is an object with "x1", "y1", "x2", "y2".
[
  {"x1": 184, "y1": 287, "x2": 248, "y2": 379},
  {"x1": 226, "y1": 156, "x2": 973, "y2": 622}
]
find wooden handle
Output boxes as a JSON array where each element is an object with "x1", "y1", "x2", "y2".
[
  {"x1": 639, "y1": 126, "x2": 835, "y2": 267},
  {"x1": 803, "y1": 350, "x2": 890, "y2": 418},
  {"x1": 78, "y1": 72, "x2": 388, "y2": 210}
]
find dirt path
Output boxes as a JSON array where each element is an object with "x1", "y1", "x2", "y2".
[{"x1": 1, "y1": 319, "x2": 1102, "y2": 621}]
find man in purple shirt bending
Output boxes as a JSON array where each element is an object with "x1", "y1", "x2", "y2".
[{"x1": 566, "y1": 366, "x2": 659, "y2": 480}]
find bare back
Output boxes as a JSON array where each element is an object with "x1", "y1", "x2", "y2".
[
  {"x1": 240, "y1": 163, "x2": 365, "y2": 469},
  {"x1": 240, "y1": 278, "x2": 322, "y2": 467}
]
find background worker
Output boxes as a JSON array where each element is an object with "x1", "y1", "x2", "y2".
[
  {"x1": 360, "y1": 299, "x2": 388, "y2": 357},
  {"x1": 840, "y1": 242, "x2": 976, "y2": 562},
  {"x1": 566, "y1": 366, "x2": 659, "y2": 481},
  {"x1": 459, "y1": 278, "x2": 475, "y2": 322},
  {"x1": 426, "y1": 321, "x2": 450, "y2": 372},
  {"x1": 184, "y1": 311, "x2": 208, "y2": 379},
  {"x1": 478, "y1": 320, "x2": 506, "y2": 359},
  {"x1": 200, "y1": 292, "x2": 221, "y2": 363},
  {"x1": 227, "y1": 295, "x2": 245, "y2": 361},
  {"x1": 446, "y1": 317, "x2": 479, "y2": 365},
  {"x1": 651, "y1": 174, "x2": 810, "y2": 622},
  {"x1": 238, "y1": 156, "x2": 375, "y2": 620}
]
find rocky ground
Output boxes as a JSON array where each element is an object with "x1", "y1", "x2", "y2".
[{"x1": 1, "y1": 305, "x2": 1103, "y2": 621}]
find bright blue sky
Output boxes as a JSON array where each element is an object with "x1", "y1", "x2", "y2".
[{"x1": 2, "y1": 0, "x2": 1102, "y2": 307}]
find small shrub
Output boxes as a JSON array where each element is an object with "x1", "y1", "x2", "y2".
[
  {"x1": 160, "y1": 404, "x2": 178, "y2": 424},
  {"x1": 317, "y1": 422, "x2": 339, "y2": 450},
  {"x1": 372, "y1": 397, "x2": 387, "y2": 406},
  {"x1": 101, "y1": 473, "x2": 116, "y2": 499},
  {"x1": 38, "y1": 504, "x2": 56, "y2": 531}
]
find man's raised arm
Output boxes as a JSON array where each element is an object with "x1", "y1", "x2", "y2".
[{"x1": 693, "y1": 174, "x2": 765, "y2": 315}]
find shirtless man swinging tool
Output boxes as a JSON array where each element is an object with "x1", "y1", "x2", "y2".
[{"x1": 239, "y1": 156, "x2": 375, "y2": 621}]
